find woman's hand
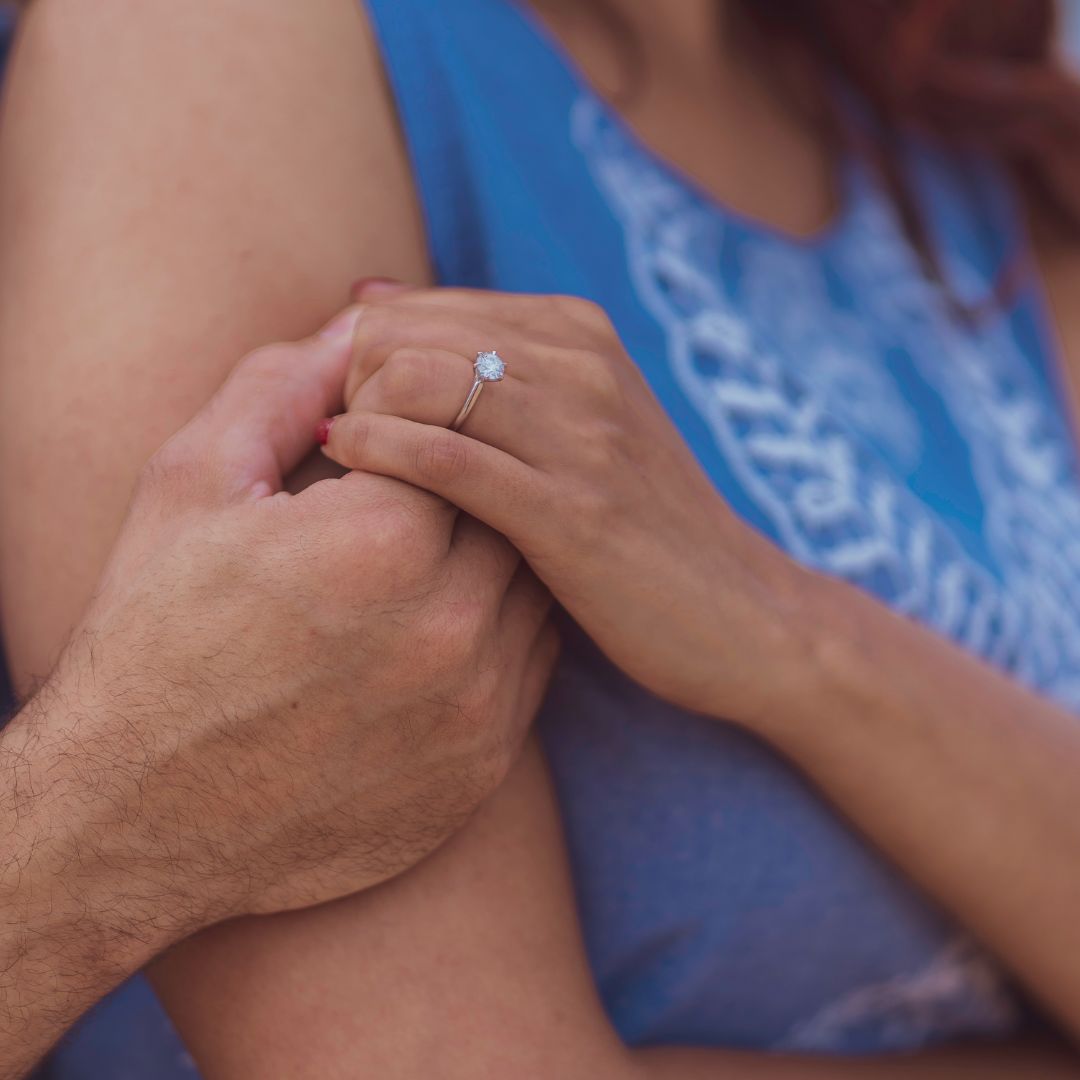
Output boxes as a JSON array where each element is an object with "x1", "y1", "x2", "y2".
[
  {"x1": 321, "y1": 284, "x2": 814, "y2": 723},
  {"x1": 324, "y1": 285, "x2": 1080, "y2": 1044},
  {"x1": 0, "y1": 311, "x2": 558, "y2": 1079}
]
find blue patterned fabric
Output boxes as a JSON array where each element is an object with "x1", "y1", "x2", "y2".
[
  {"x1": 34, "y1": 0, "x2": 1080, "y2": 1072},
  {"x1": 362, "y1": 0, "x2": 1077, "y2": 1055}
]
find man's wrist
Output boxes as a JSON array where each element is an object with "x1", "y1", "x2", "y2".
[
  {"x1": 0, "y1": 690, "x2": 202, "y2": 1075},
  {"x1": 2, "y1": 683, "x2": 212, "y2": 973}
]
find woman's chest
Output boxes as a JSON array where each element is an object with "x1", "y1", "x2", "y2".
[
  {"x1": 560, "y1": 98, "x2": 1080, "y2": 707},
  {"x1": 541, "y1": 641, "x2": 1025, "y2": 1053}
]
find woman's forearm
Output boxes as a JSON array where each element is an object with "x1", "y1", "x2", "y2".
[
  {"x1": 637, "y1": 1038, "x2": 1080, "y2": 1079},
  {"x1": 744, "y1": 568, "x2": 1080, "y2": 1039}
]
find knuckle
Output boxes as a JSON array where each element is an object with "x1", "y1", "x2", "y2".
[
  {"x1": 567, "y1": 483, "x2": 611, "y2": 545},
  {"x1": 370, "y1": 496, "x2": 429, "y2": 548},
  {"x1": 556, "y1": 295, "x2": 613, "y2": 334},
  {"x1": 380, "y1": 348, "x2": 437, "y2": 401},
  {"x1": 338, "y1": 413, "x2": 373, "y2": 461},
  {"x1": 435, "y1": 739, "x2": 511, "y2": 815},
  {"x1": 428, "y1": 598, "x2": 488, "y2": 662},
  {"x1": 580, "y1": 417, "x2": 625, "y2": 467},
  {"x1": 413, "y1": 431, "x2": 471, "y2": 485},
  {"x1": 345, "y1": 311, "x2": 397, "y2": 399},
  {"x1": 237, "y1": 343, "x2": 297, "y2": 383},
  {"x1": 449, "y1": 675, "x2": 502, "y2": 741},
  {"x1": 464, "y1": 729, "x2": 517, "y2": 792},
  {"x1": 566, "y1": 348, "x2": 620, "y2": 401},
  {"x1": 361, "y1": 488, "x2": 448, "y2": 562},
  {"x1": 138, "y1": 437, "x2": 201, "y2": 498},
  {"x1": 350, "y1": 307, "x2": 397, "y2": 358}
]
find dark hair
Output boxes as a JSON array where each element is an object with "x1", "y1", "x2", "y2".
[
  {"x1": 746, "y1": 3, "x2": 1080, "y2": 236},
  {"x1": 557, "y1": 0, "x2": 1080, "y2": 305}
]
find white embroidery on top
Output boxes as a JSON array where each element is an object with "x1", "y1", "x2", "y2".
[
  {"x1": 573, "y1": 95, "x2": 1080, "y2": 708},
  {"x1": 571, "y1": 94, "x2": 1078, "y2": 1049}
]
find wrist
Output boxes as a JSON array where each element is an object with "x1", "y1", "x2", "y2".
[
  {"x1": 2, "y1": 676, "x2": 221, "y2": 968},
  {"x1": 707, "y1": 544, "x2": 859, "y2": 735},
  {"x1": 0, "y1": 702, "x2": 187, "y2": 1065},
  {"x1": 741, "y1": 563, "x2": 879, "y2": 743}
]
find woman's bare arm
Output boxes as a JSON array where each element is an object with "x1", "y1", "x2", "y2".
[
  {"x1": 0, "y1": 0, "x2": 428, "y2": 688},
  {"x1": 154, "y1": 740, "x2": 1079, "y2": 1079},
  {"x1": 0, "y1": 3, "x2": 1075, "y2": 1077}
]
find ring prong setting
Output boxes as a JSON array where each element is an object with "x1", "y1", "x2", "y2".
[{"x1": 475, "y1": 350, "x2": 506, "y2": 382}]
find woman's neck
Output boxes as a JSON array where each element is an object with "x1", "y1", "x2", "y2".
[
  {"x1": 527, "y1": 0, "x2": 841, "y2": 241},
  {"x1": 604, "y1": 0, "x2": 729, "y2": 68},
  {"x1": 532, "y1": 0, "x2": 734, "y2": 94}
]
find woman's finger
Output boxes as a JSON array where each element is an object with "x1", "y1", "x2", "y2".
[
  {"x1": 354, "y1": 281, "x2": 612, "y2": 341},
  {"x1": 346, "y1": 306, "x2": 535, "y2": 401},
  {"x1": 343, "y1": 300, "x2": 589, "y2": 406},
  {"x1": 321, "y1": 411, "x2": 549, "y2": 545},
  {"x1": 350, "y1": 346, "x2": 537, "y2": 449},
  {"x1": 349, "y1": 347, "x2": 475, "y2": 424}
]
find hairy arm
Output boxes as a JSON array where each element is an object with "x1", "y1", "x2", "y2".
[
  {"x1": 1, "y1": 694, "x2": 191, "y2": 1080},
  {"x1": 0, "y1": 2, "x2": 1074, "y2": 1076}
]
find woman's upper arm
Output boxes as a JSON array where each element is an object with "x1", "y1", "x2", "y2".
[
  {"x1": 0, "y1": 6, "x2": 628, "y2": 1074},
  {"x1": 151, "y1": 741, "x2": 632, "y2": 1079},
  {"x1": 0, "y1": 0, "x2": 429, "y2": 689}
]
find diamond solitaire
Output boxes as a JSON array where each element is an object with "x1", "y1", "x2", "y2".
[
  {"x1": 451, "y1": 351, "x2": 508, "y2": 431},
  {"x1": 474, "y1": 350, "x2": 507, "y2": 382}
]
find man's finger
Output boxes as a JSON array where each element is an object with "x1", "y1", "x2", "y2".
[
  {"x1": 449, "y1": 516, "x2": 522, "y2": 602},
  {"x1": 498, "y1": 566, "x2": 553, "y2": 642},
  {"x1": 294, "y1": 468, "x2": 459, "y2": 558},
  {"x1": 166, "y1": 308, "x2": 363, "y2": 504},
  {"x1": 321, "y1": 411, "x2": 545, "y2": 545}
]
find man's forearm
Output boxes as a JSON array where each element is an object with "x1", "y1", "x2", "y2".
[{"x1": 0, "y1": 693, "x2": 189, "y2": 1080}]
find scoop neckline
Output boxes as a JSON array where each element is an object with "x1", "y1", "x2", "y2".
[{"x1": 508, "y1": 0, "x2": 862, "y2": 253}]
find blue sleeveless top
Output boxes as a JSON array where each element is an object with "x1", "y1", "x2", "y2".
[
  {"x1": 363, "y1": 0, "x2": 1080, "y2": 1056},
  {"x1": 36, "y1": 1, "x2": 1080, "y2": 1074}
]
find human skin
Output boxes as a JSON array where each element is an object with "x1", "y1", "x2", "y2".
[
  {"x1": 328, "y1": 278, "x2": 1080, "y2": 1052},
  {"x1": 0, "y1": 314, "x2": 555, "y2": 1079},
  {"x1": 2, "y1": 0, "x2": 1080, "y2": 1077}
]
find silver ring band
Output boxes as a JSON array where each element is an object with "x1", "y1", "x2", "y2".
[
  {"x1": 451, "y1": 351, "x2": 506, "y2": 432},
  {"x1": 451, "y1": 377, "x2": 486, "y2": 432}
]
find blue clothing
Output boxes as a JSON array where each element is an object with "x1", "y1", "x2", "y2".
[
  {"x1": 39, "y1": 0, "x2": 1080, "y2": 1072},
  {"x1": 0, "y1": 8, "x2": 13, "y2": 73},
  {"x1": 363, "y1": 0, "x2": 1077, "y2": 1055}
]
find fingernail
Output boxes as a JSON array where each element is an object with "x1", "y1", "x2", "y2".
[
  {"x1": 351, "y1": 277, "x2": 414, "y2": 301},
  {"x1": 315, "y1": 418, "x2": 335, "y2": 446},
  {"x1": 318, "y1": 306, "x2": 364, "y2": 348}
]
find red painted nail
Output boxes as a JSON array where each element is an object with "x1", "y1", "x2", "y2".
[{"x1": 315, "y1": 418, "x2": 335, "y2": 446}]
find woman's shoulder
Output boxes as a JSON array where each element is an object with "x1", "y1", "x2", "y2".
[{"x1": 10, "y1": 0, "x2": 428, "y2": 284}]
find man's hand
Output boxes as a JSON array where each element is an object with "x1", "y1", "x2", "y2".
[{"x1": 0, "y1": 310, "x2": 556, "y2": 1077}]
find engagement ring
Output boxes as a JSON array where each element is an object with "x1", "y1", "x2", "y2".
[{"x1": 451, "y1": 350, "x2": 506, "y2": 432}]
